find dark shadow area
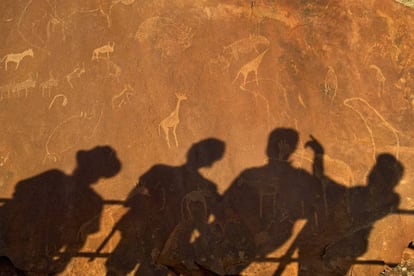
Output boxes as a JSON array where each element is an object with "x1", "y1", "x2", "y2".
[
  {"x1": 293, "y1": 149, "x2": 403, "y2": 276},
  {"x1": 218, "y1": 128, "x2": 323, "y2": 274},
  {"x1": 0, "y1": 131, "x2": 406, "y2": 276},
  {"x1": 104, "y1": 138, "x2": 225, "y2": 275},
  {"x1": 0, "y1": 146, "x2": 121, "y2": 274},
  {"x1": 218, "y1": 129, "x2": 404, "y2": 275}
]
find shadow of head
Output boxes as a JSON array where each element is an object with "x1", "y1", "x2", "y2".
[
  {"x1": 368, "y1": 153, "x2": 404, "y2": 192},
  {"x1": 266, "y1": 128, "x2": 299, "y2": 161},
  {"x1": 74, "y1": 145, "x2": 122, "y2": 184},
  {"x1": 186, "y1": 138, "x2": 225, "y2": 169}
]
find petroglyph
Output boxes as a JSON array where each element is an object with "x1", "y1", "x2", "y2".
[
  {"x1": 111, "y1": 84, "x2": 134, "y2": 110},
  {"x1": 1, "y1": 48, "x2": 34, "y2": 71},
  {"x1": 100, "y1": 0, "x2": 136, "y2": 28},
  {"x1": 233, "y1": 49, "x2": 268, "y2": 89},
  {"x1": 394, "y1": 0, "x2": 414, "y2": 9},
  {"x1": 48, "y1": 94, "x2": 68, "y2": 109},
  {"x1": 259, "y1": 182, "x2": 278, "y2": 219},
  {"x1": 135, "y1": 16, "x2": 194, "y2": 58},
  {"x1": 208, "y1": 54, "x2": 230, "y2": 74},
  {"x1": 0, "y1": 152, "x2": 9, "y2": 167},
  {"x1": 158, "y1": 93, "x2": 187, "y2": 148},
  {"x1": 66, "y1": 63, "x2": 85, "y2": 88},
  {"x1": 43, "y1": 113, "x2": 83, "y2": 163},
  {"x1": 43, "y1": 106, "x2": 104, "y2": 163},
  {"x1": 13, "y1": 74, "x2": 37, "y2": 98},
  {"x1": 324, "y1": 66, "x2": 338, "y2": 103},
  {"x1": 223, "y1": 35, "x2": 270, "y2": 61},
  {"x1": 92, "y1": 42, "x2": 115, "y2": 60},
  {"x1": 106, "y1": 60, "x2": 122, "y2": 82},
  {"x1": 181, "y1": 190, "x2": 212, "y2": 220},
  {"x1": 369, "y1": 64, "x2": 385, "y2": 97},
  {"x1": 0, "y1": 82, "x2": 15, "y2": 101},
  {"x1": 45, "y1": 0, "x2": 68, "y2": 42},
  {"x1": 344, "y1": 97, "x2": 400, "y2": 160},
  {"x1": 251, "y1": 3, "x2": 299, "y2": 29},
  {"x1": 39, "y1": 72, "x2": 58, "y2": 97}
]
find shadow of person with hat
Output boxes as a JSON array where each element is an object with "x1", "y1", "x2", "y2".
[{"x1": 0, "y1": 145, "x2": 121, "y2": 274}]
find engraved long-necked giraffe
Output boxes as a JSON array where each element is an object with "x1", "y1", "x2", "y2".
[
  {"x1": 158, "y1": 93, "x2": 187, "y2": 148},
  {"x1": 233, "y1": 48, "x2": 269, "y2": 89}
]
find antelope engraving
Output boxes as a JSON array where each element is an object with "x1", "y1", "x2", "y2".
[
  {"x1": 233, "y1": 49, "x2": 269, "y2": 89},
  {"x1": 39, "y1": 72, "x2": 58, "y2": 97},
  {"x1": 13, "y1": 74, "x2": 37, "y2": 98},
  {"x1": 158, "y1": 93, "x2": 187, "y2": 148},
  {"x1": 369, "y1": 64, "x2": 385, "y2": 97},
  {"x1": 111, "y1": 84, "x2": 134, "y2": 110},
  {"x1": 66, "y1": 63, "x2": 85, "y2": 88},
  {"x1": 92, "y1": 42, "x2": 115, "y2": 60},
  {"x1": 1, "y1": 48, "x2": 34, "y2": 71}
]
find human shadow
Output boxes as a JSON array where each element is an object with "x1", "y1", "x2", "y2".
[
  {"x1": 105, "y1": 138, "x2": 225, "y2": 275},
  {"x1": 0, "y1": 146, "x2": 121, "y2": 274},
  {"x1": 293, "y1": 137, "x2": 404, "y2": 275},
  {"x1": 219, "y1": 128, "x2": 323, "y2": 274}
]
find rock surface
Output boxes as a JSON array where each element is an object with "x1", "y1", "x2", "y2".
[{"x1": 0, "y1": 0, "x2": 414, "y2": 275}]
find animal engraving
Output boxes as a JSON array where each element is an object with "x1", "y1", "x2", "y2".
[
  {"x1": 259, "y1": 182, "x2": 278, "y2": 219},
  {"x1": 106, "y1": 60, "x2": 122, "y2": 82},
  {"x1": 66, "y1": 63, "x2": 85, "y2": 88},
  {"x1": 135, "y1": 17, "x2": 194, "y2": 58},
  {"x1": 324, "y1": 66, "x2": 338, "y2": 103},
  {"x1": 13, "y1": 74, "x2": 37, "y2": 98},
  {"x1": 111, "y1": 84, "x2": 134, "y2": 110},
  {"x1": 0, "y1": 152, "x2": 9, "y2": 167},
  {"x1": 99, "y1": 0, "x2": 136, "y2": 27},
  {"x1": 39, "y1": 72, "x2": 58, "y2": 97},
  {"x1": 369, "y1": 64, "x2": 385, "y2": 97},
  {"x1": 92, "y1": 42, "x2": 115, "y2": 60},
  {"x1": 48, "y1": 94, "x2": 68, "y2": 109},
  {"x1": 0, "y1": 82, "x2": 15, "y2": 101},
  {"x1": 344, "y1": 97, "x2": 400, "y2": 161},
  {"x1": 43, "y1": 106, "x2": 104, "y2": 163},
  {"x1": 223, "y1": 35, "x2": 270, "y2": 61},
  {"x1": 181, "y1": 190, "x2": 212, "y2": 221},
  {"x1": 158, "y1": 93, "x2": 187, "y2": 148},
  {"x1": 233, "y1": 49, "x2": 269, "y2": 89},
  {"x1": 45, "y1": 0, "x2": 68, "y2": 41},
  {"x1": 1, "y1": 49, "x2": 34, "y2": 71}
]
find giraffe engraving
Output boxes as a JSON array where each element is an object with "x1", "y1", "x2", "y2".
[
  {"x1": 158, "y1": 93, "x2": 187, "y2": 148},
  {"x1": 233, "y1": 49, "x2": 268, "y2": 89}
]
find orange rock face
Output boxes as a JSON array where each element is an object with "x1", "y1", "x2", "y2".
[{"x1": 0, "y1": 0, "x2": 414, "y2": 275}]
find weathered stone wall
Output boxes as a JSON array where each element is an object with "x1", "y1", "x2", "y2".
[{"x1": 0, "y1": 0, "x2": 414, "y2": 275}]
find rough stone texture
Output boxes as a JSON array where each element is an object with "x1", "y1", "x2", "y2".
[{"x1": 0, "y1": 0, "x2": 414, "y2": 275}]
